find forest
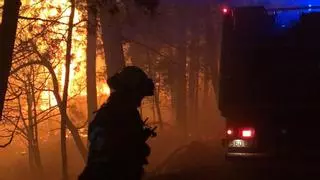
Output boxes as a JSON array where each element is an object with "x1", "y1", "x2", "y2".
[{"x1": 0, "y1": 0, "x2": 225, "y2": 179}]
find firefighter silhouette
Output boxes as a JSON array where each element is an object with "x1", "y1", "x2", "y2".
[{"x1": 79, "y1": 66, "x2": 156, "y2": 180}]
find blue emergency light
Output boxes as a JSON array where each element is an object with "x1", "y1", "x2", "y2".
[
  {"x1": 222, "y1": 0, "x2": 320, "y2": 28},
  {"x1": 269, "y1": 5, "x2": 320, "y2": 28}
]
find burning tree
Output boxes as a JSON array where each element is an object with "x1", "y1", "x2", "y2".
[
  {"x1": 0, "y1": 0, "x2": 101, "y2": 178},
  {"x1": 3, "y1": 62, "x2": 60, "y2": 179},
  {"x1": 0, "y1": 0, "x2": 161, "y2": 179}
]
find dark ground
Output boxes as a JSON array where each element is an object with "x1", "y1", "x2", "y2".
[{"x1": 145, "y1": 141, "x2": 320, "y2": 180}]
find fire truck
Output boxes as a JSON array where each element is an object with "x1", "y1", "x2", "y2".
[{"x1": 219, "y1": 5, "x2": 320, "y2": 159}]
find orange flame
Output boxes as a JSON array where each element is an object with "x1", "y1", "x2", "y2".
[{"x1": 19, "y1": 0, "x2": 110, "y2": 110}]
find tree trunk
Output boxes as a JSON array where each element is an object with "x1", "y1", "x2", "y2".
[
  {"x1": 154, "y1": 88, "x2": 163, "y2": 129},
  {"x1": 174, "y1": 45, "x2": 187, "y2": 135},
  {"x1": 188, "y1": 41, "x2": 200, "y2": 135},
  {"x1": 100, "y1": 4, "x2": 125, "y2": 77},
  {"x1": 152, "y1": 98, "x2": 156, "y2": 121},
  {"x1": 60, "y1": 112, "x2": 68, "y2": 180},
  {"x1": 0, "y1": 0, "x2": 21, "y2": 119},
  {"x1": 194, "y1": 66, "x2": 199, "y2": 136},
  {"x1": 61, "y1": 1, "x2": 76, "y2": 179},
  {"x1": 27, "y1": 88, "x2": 36, "y2": 176},
  {"x1": 31, "y1": 80, "x2": 44, "y2": 177},
  {"x1": 86, "y1": 0, "x2": 98, "y2": 124},
  {"x1": 167, "y1": 49, "x2": 176, "y2": 122},
  {"x1": 205, "y1": 5, "x2": 222, "y2": 95},
  {"x1": 29, "y1": 71, "x2": 44, "y2": 177},
  {"x1": 44, "y1": 61, "x2": 88, "y2": 163},
  {"x1": 155, "y1": 73, "x2": 163, "y2": 129},
  {"x1": 28, "y1": 139, "x2": 36, "y2": 175},
  {"x1": 188, "y1": 41, "x2": 196, "y2": 128},
  {"x1": 33, "y1": 143, "x2": 43, "y2": 176},
  {"x1": 29, "y1": 44, "x2": 88, "y2": 163},
  {"x1": 170, "y1": 4, "x2": 188, "y2": 136},
  {"x1": 202, "y1": 66, "x2": 210, "y2": 110},
  {"x1": 145, "y1": 50, "x2": 163, "y2": 128}
]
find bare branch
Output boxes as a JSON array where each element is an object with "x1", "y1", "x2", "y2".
[
  {"x1": 37, "y1": 113, "x2": 60, "y2": 124},
  {"x1": 10, "y1": 60, "x2": 43, "y2": 75},
  {"x1": 17, "y1": 97, "x2": 29, "y2": 135},
  {"x1": 0, "y1": 135, "x2": 14, "y2": 148},
  {"x1": 18, "y1": 16, "x2": 69, "y2": 25},
  {"x1": 75, "y1": 119, "x2": 88, "y2": 129},
  {"x1": 34, "y1": 87, "x2": 53, "y2": 92},
  {"x1": 37, "y1": 104, "x2": 59, "y2": 116},
  {"x1": 5, "y1": 91, "x2": 22, "y2": 101},
  {"x1": 153, "y1": 33, "x2": 180, "y2": 50},
  {"x1": 18, "y1": 15, "x2": 86, "y2": 28},
  {"x1": 0, "y1": 133, "x2": 14, "y2": 138},
  {"x1": 50, "y1": 127, "x2": 61, "y2": 132},
  {"x1": 17, "y1": 4, "x2": 70, "y2": 29},
  {"x1": 1, "y1": 118, "x2": 28, "y2": 140},
  {"x1": 123, "y1": 36, "x2": 176, "y2": 63},
  {"x1": 0, "y1": 118, "x2": 19, "y2": 148},
  {"x1": 5, "y1": 82, "x2": 23, "y2": 101}
]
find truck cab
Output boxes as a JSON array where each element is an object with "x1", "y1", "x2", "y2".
[{"x1": 219, "y1": 5, "x2": 320, "y2": 159}]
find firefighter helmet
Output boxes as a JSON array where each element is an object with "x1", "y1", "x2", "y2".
[{"x1": 107, "y1": 66, "x2": 154, "y2": 96}]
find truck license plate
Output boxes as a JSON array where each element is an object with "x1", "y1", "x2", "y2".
[{"x1": 229, "y1": 139, "x2": 247, "y2": 148}]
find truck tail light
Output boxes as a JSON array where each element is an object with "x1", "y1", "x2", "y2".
[
  {"x1": 222, "y1": 8, "x2": 229, "y2": 14},
  {"x1": 241, "y1": 128, "x2": 255, "y2": 138},
  {"x1": 226, "y1": 127, "x2": 255, "y2": 138}
]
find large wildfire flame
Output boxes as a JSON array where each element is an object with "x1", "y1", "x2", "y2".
[
  {"x1": 0, "y1": 0, "x2": 112, "y2": 144},
  {"x1": 16, "y1": 0, "x2": 110, "y2": 110}
]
